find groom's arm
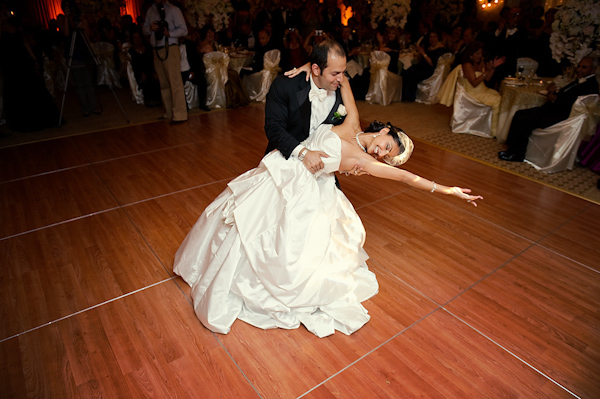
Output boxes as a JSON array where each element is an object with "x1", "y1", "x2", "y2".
[{"x1": 264, "y1": 76, "x2": 302, "y2": 159}]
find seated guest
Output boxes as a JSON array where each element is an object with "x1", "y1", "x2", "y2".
[
  {"x1": 197, "y1": 26, "x2": 216, "y2": 55},
  {"x1": 451, "y1": 26, "x2": 476, "y2": 70},
  {"x1": 375, "y1": 27, "x2": 400, "y2": 74},
  {"x1": 460, "y1": 42, "x2": 505, "y2": 135},
  {"x1": 498, "y1": 57, "x2": 599, "y2": 162},
  {"x1": 337, "y1": 25, "x2": 359, "y2": 61},
  {"x1": 129, "y1": 30, "x2": 161, "y2": 107},
  {"x1": 281, "y1": 28, "x2": 308, "y2": 71},
  {"x1": 243, "y1": 29, "x2": 275, "y2": 75},
  {"x1": 402, "y1": 29, "x2": 450, "y2": 102},
  {"x1": 235, "y1": 23, "x2": 256, "y2": 50}
]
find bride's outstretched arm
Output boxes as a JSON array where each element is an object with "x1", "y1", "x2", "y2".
[
  {"x1": 338, "y1": 140, "x2": 483, "y2": 206},
  {"x1": 338, "y1": 75, "x2": 361, "y2": 133}
]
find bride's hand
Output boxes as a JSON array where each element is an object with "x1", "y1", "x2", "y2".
[
  {"x1": 284, "y1": 62, "x2": 311, "y2": 81},
  {"x1": 449, "y1": 187, "x2": 483, "y2": 207},
  {"x1": 340, "y1": 165, "x2": 369, "y2": 176}
]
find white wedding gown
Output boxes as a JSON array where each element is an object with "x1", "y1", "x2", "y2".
[{"x1": 173, "y1": 124, "x2": 379, "y2": 337}]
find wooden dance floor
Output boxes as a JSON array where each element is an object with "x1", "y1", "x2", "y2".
[{"x1": 1, "y1": 105, "x2": 599, "y2": 398}]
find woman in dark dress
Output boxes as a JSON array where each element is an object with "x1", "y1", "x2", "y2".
[{"x1": 401, "y1": 29, "x2": 450, "y2": 102}]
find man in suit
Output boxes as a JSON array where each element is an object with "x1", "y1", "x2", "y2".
[
  {"x1": 265, "y1": 39, "x2": 347, "y2": 174},
  {"x1": 498, "y1": 56, "x2": 599, "y2": 162}
]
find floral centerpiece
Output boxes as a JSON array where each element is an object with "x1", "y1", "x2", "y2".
[
  {"x1": 184, "y1": 0, "x2": 234, "y2": 32},
  {"x1": 549, "y1": 0, "x2": 600, "y2": 65},
  {"x1": 369, "y1": 0, "x2": 411, "y2": 30}
]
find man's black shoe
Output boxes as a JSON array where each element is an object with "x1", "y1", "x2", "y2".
[{"x1": 498, "y1": 152, "x2": 524, "y2": 162}]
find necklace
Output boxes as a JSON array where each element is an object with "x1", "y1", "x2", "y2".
[{"x1": 355, "y1": 132, "x2": 366, "y2": 152}]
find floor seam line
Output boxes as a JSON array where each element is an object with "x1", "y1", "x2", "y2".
[
  {"x1": 0, "y1": 277, "x2": 175, "y2": 343},
  {"x1": 442, "y1": 308, "x2": 581, "y2": 398}
]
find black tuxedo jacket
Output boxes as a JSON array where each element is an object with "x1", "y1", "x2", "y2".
[
  {"x1": 264, "y1": 73, "x2": 345, "y2": 157},
  {"x1": 544, "y1": 76, "x2": 599, "y2": 122}
]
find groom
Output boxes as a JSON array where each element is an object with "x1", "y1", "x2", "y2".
[{"x1": 264, "y1": 40, "x2": 347, "y2": 174}]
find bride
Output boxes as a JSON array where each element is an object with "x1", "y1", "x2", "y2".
[{"x1": 173, "y1": 74, "x2": 482, "y2": 338}]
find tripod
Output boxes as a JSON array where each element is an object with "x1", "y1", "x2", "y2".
[{"x1": 59, "y1": 29, "x2": 129, "y2": 126}]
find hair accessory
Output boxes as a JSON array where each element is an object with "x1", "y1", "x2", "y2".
[{"x1": 384, "y1": 129, "x2": 414, "y2": 167}]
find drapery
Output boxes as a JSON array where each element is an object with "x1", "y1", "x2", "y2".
[{"x1": 27, "y1": 0, "x2": 142, "y2": 29}]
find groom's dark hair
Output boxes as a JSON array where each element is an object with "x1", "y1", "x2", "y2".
[{"x1": 310, "y1": 40, "x2": 346, "y2": 72}]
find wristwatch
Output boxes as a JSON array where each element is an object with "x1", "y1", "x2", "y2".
[{"x1": 298, "y1": 147, "x2": 308, "y2": 160}]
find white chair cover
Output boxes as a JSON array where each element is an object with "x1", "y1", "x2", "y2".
[
  {"x1": 516, "y1": 57, "x2": 539, "y2": 78},
  {"x1": 243, "y1": 49, "x2": 281, "y2": 102},
  {"x1": 416, "y1": 52, "x2": 454, "y2": 104},
  {"x1": 92, "y1": 42, "x2": 122, "y2": 88},
  {"x1": 365, "y1": 51, "x2": 402, "y2": 106},
  {"x1": 450, "y1": 66, "x2": 493, "y2": 137},
  {"x1": 525, "y1": 94, "x2": 600, "y2": 173},
  {"x1": 123, "y1": 43, "x2": 144, "y2": 105},
  {"x1": 203, "y1": 51, "x2": 229, "y2": 109},
  {"x1": 184, "y1": 80, "x2": 200, "y2": 109}
]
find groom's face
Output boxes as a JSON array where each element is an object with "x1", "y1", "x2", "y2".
[{"x1": 312, "y1": 53, "x2": 346, "y2": 91}]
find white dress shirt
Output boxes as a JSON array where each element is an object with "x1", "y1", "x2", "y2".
[{"x1": 291, "y1": 75, "x2": 335, "y2": 158}]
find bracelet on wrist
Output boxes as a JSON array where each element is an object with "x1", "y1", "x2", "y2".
[{"x1": 430, "y1": 181, "x2": 436, "y2": 193}]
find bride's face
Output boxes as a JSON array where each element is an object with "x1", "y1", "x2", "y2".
[{"x1": 367, "y1": 128, "x2": 400, "y2": 161}]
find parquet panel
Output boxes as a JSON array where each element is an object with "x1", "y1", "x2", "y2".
[
  {"x1": 0, "y1": 136, "x2": 88, "y2": 183},
  {"x1": 303, "y1": 310, "x2": 575, "y2": 399},
  {"x1": 0, "y1": 165, "x2": 119, "y2": 239},
  {"x1": 445, "y1": 245, "x2": 600, "y2": 397},
  {"x1": 444, "y1": 162, "x2": 591, "y2": 241},
  {"x1": 122, "y1": 182, "x2": 230, "y2": 268},
  {"x1": 538, "y1": 203, "x2": 600, "y2": 270},
  {"x1": 359, "y1": 188, "x2": 532, "y2": 304},
  {"x1": 0, "y1": 209, "x2": 169, "y2": 340}
]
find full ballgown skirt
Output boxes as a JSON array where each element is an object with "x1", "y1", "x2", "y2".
[{"x1": 174, "y1": 125, "x2": 379, "y2": 337}]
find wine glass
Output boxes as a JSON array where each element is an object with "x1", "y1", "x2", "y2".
[{"x1": 517, "y1": 65, "x2": 524, "y2": 80}]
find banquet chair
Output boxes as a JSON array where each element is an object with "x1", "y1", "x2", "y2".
[
  {"x1": 365, "y1": 51, "x2": 402, "y2": 106},
  {"x1": 184, "y1": 81, "x2": 200, "y2": 109},
  {"x1": 449, "y1": 66, "x2": 493, "y2": 137},
  {"x1": 92, "y1": 42, "x2": 122, "y2": 88},
  {"x1": 416, "y1": 52, "x2": 454, "y2": 104},
  {"x1": 123, "y1": 44, "x2": 145, "y2": 105},
  {"x1": 203, "y1": 51, "x2": 229, "y2": 109},
  {"x1": 243, "y1": 49, "x2": 281, "y2": 102},
  {"x1": 525, "y1": 94, "x2": 600, "y2": 173}
]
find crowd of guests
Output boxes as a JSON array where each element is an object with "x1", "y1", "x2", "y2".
[{"x1": 1, "y1": 0, "x2": 597, "y2": 161}]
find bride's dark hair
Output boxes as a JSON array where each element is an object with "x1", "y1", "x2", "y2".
[{"x1": 364, "y1": 120, "x2": 414, "y2": 166}]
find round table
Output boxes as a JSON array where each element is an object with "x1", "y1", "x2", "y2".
[
  {"x1": 496, "y1": 79, "x2": 550, "y2": 143},
  {"x1": 228, "y1": 51, "x2": 255, "y2": 74}
]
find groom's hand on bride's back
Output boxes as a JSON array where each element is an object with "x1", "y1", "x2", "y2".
[{"x1": 303, "y1": 150, "x2": 329, "y2": 174}]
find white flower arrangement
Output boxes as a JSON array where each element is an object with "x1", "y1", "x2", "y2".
[
  {"x1": 549, "y1": 0, "x2": 600, "y2": 65},
  {"x1": 369, "y1": 0, "x2": 411, "y2": 30},
  {"x1": 184, "y1": 0, "x2": 234, "y2": 32}
]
